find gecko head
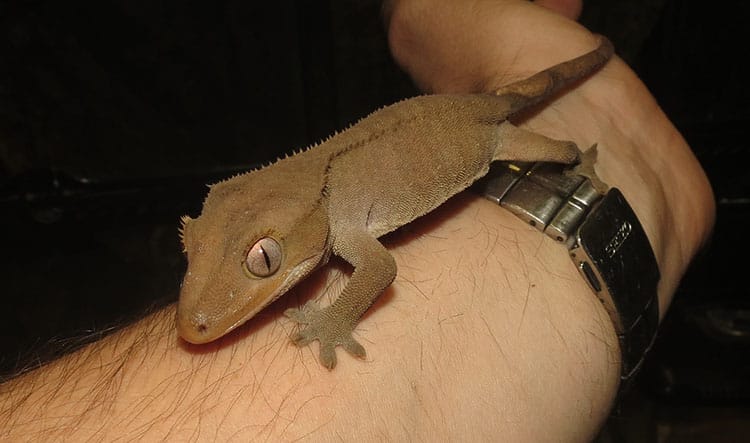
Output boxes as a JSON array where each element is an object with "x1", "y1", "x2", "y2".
[{"x1": 176, "y1": 177, "x2": 331, "y2": 344}]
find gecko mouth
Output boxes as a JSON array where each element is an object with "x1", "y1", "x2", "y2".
[
  {"x1": 178, "y1": 252, "x2": 325, "y2": 345},
  {"x1": 222, "y1": 253, "x2": 325, "y2": 331}
]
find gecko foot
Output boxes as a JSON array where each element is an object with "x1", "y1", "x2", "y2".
[
  {"x1": 567, "y1": 144, "x2": 609, "y2": 193},
  {"x1": 284, "y1": 302, "x2": 366, "y2": 369}
]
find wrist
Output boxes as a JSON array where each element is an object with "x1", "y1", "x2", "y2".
[{"x1": 561, "y1": 57, "x2": 715, "y2": 311}]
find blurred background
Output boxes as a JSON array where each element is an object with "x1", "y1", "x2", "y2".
[{"x1": 0, "y1": 1, "x2": 747, "y2": 440}]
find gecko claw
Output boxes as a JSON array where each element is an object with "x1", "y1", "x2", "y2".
[{"x1": 284, "y1": 303, "x2": 366, "y2": 369}]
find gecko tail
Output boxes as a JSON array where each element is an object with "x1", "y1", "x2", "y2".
[{"x1": 492, "y1": 35, "x2": 614, "y2": 114}]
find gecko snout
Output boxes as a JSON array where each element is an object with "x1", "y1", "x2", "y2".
[{"x1": 176, "y1": 310, "x2": 214, "y2": 344}]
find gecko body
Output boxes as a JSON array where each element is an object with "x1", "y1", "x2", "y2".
[{"x1": 177, "y1": 37, "x2": 614, "y2": 368}]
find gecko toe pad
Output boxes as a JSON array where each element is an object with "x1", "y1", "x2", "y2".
[{"x1": 284, "y1": 303, "x2": 366, "y2": 369}]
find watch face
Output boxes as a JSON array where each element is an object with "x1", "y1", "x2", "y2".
[{"x1": 573, "y1": 188, "x2": 660, "y2": 378}]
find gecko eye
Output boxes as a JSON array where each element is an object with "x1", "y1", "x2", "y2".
[{"x1": 244, "y1": 237, "x2": 282, "y2": 277}]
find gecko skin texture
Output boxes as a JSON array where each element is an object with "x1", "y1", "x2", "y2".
[{"x1": 177, "y1": 37, "x2": 615, "y2": 369}]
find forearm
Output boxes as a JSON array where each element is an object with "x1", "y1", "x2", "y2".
[{"x1": 1, "y1": 197, "x2": 620, "y2": 441}]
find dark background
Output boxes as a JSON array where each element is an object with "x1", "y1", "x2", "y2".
[{"x1": 0, "y1": 1, "x2": 748, "y2": 440}]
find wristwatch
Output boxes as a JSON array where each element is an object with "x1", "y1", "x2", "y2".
[{"x1": 473, "y1": 160, "x2": 660, "y2": 391}]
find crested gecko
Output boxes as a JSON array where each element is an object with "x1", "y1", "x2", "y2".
[{"x1": 177, "y1": 37, "x2": 614, "y2": 368}]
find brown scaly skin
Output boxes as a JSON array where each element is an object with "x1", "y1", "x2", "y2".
[{"x1": 177, "y1": 37, "x2": 614, "y2": 369}]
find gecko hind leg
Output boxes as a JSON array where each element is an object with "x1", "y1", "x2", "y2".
[{"x1": 493, "y1": 121, "x2": 580, "y2": 164}]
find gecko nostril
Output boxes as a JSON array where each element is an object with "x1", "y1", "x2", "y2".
[{"x1": 193, "y1": 312, "x2": 209, "y2": 335}]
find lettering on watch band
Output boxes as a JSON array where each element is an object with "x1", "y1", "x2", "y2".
[{"x1": 473, "y1": 161, "x2": 660, "y2": 389}]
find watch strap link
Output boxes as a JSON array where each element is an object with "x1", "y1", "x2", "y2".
[{"x1": 474, "y1": 161, "x2": 660, "y2": 389}]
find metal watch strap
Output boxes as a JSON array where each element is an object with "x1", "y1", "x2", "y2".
[{"x1": 473, "y1": 161, "x2": 660, "y2": 390}]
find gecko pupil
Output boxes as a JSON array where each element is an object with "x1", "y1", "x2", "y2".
[{"x1": 260, "y1": 246, "x2": 271, "y2": 270}]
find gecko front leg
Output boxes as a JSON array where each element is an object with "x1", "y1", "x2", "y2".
[{"x1": 284, "y1": 229, "x2": 396, "y2": 369}]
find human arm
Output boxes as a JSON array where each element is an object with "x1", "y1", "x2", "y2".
[{"x1": 0, "y1": 1, "x2": 714, "y2": 441}]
